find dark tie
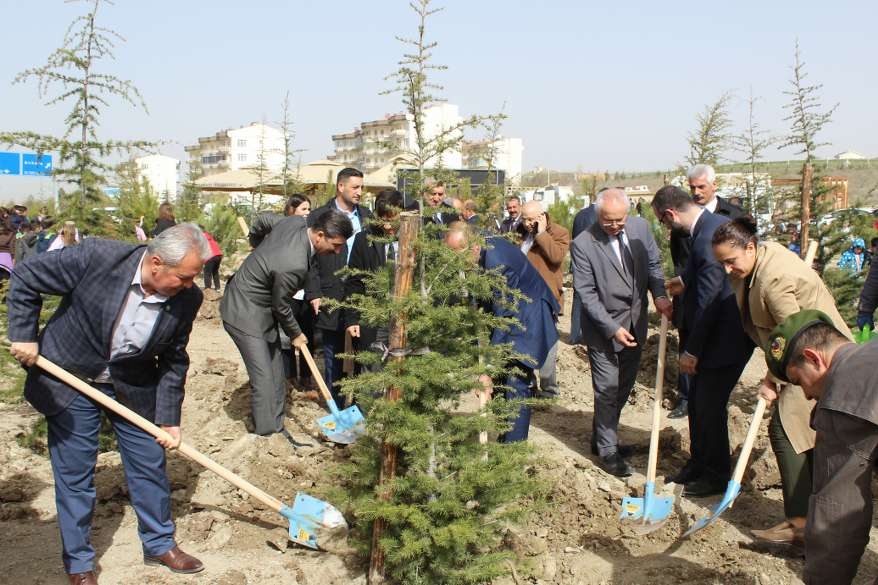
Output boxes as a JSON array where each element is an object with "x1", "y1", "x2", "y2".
[{"x1": 618, "y1": 233, "x2": 634, "y2": 276}]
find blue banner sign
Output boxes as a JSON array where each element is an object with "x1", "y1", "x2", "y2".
[
  {"x1": 22, "y1": 153, "x2": 53, "y2": 176},
  {"x1": 0, "y1": 152, "x2": 21, "y2": 175}
]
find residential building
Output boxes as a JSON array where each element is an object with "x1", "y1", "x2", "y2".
[
  {"x1": 461, "y1": 136, "x2": 524, "y2": 185},
  {"x1": 134, "y1": 154, "x2": 179, "y2": 200},
  {"x1": 184, "y1": 122, "x2": 285, "y2": 178},
  {"x1": 329, "y1": 104, "x2": 464, "y2": 172}
]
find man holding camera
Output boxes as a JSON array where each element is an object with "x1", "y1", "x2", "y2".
[{"x1": 519, "y1": 200, "x2": 570, "y2": 398}]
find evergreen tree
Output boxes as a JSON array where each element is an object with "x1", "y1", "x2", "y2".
[
  {"x1": 732, "y1": 90, "x2": 776, "y2": 223},
  {"x1": 686, "y1": 91, "x2": 734, "y2": 167},
  {"x1": 334, "y1": 3, "x2": 543, "y2": 583},
  {"x1": 279, "y1": 91, "x2": 305, "y2": 198},
  {"x1": 0, "y1": 0, "x2": 154, "y2": 229},
  {"x1": 778, "y1": 39, "x2": 838, "y2": 256}
]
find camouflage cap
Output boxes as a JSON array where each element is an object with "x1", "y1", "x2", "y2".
[{"x1": 764, "y1": 309, "x2": 836, "y2": 382}]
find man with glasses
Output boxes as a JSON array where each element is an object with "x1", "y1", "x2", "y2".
[
  {"x1": 652, "y1": 186, "x2": 753, "y2": 496},
  {"x1": 571, "y1": 188, "x2": 672, "y2": 477}
]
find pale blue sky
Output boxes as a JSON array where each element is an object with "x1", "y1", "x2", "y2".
[{"x1": 1, "y1": 0, "x2": 876, "y2": 200}]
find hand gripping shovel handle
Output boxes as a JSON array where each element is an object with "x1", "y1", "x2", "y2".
[
  {"x1": 646, "y1": 314, "x2": 669, "y2": 484},
  {"x1": 35, "y1": 356, "x2": 285, "y2": 514},
  {"x1": 298, "y1": 345, "x2": 340, "y2": 415}
]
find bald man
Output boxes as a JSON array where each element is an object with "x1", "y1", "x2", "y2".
[
  {"x1": 571, "y1": 189, "x2": 672, "y2": 477},
  {"x1": 520, "y1": 200, "x2": 570, "y2": 397}
]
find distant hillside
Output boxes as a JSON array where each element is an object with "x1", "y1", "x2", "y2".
[{"x1": 521, "y1": 158, "x2": 878, "y2": 206}]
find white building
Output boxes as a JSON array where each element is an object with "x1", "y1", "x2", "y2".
[
  {"x1": 329, "y1": 104, "x2": 464, "y2": 172},
  {"x1": 185, "y1": 122, "x2": 285, "y2": 178},
  {"x1": 461, "y1": 136, "x2": 524, "y2": 185},
  {"x1": 834, "y1": 150, "x2": 867, "y2": 160},
  {"x1": 134, "y1": 154, "x2": 179, "y2": 200}
]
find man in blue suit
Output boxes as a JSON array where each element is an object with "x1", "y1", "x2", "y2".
[
  {"x1": 652, "y1": 186, "x2": 754, "y2": 497},
  {"x1": 7, "y1": 224, "x2": 209, "y2": 584},
  {"x1": 445, "y1": 222, "x2": 560, "y2": 442}
]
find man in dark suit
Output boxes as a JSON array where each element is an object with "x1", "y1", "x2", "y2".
[
  {"x1": 445, "y1": 222, "x2": 560, "y2": 442},
  {"x1": 499, "y1": 195, "x2": 522, "y2": 234},
  {"x1": 7, "y1": 224, "x2": 210, "y2": 584},
  {"x1": 571, "y1": 189, "x2": 672, "y2": 477},
  {"x1": 652, "y1": 186, "x2": 754, "y2": 496},
  {"x1": 668, "y1": 164, "x2": 746, "y2": 419},
  {"x1": 344, "y1": 189, "x2": 404, "y2": 361},
  {"x1": 306, "y1": 168, "x2": 371, "y2": 406},
  {"x1": 221, "y1": 211, "x2": 353, "y2": 435}
]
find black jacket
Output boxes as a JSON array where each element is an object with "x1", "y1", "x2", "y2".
[
  {"x1": 306, "y1": 200, "x2": 372, "y2": 331},
  {"x1": 343, "y1": 225, "x2": 394, "y2": 349}
]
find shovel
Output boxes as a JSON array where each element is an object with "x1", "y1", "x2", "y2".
[
  {"x1": 299, "y1": 345, "x2": 365, "y2": 444},
  {"x1": 683, "y1": 395, "x2": 768, "y2": 538},
  {"x1": 620, "y1": 314, "x2": 675, "y2": 532},
  {"x1": 36, "y1": 356, "x2": 347, "y2": 550}
]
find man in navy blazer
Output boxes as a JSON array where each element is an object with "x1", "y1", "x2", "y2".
[
  {"x1": 652, "y1": 186, "x2": 753, "y2": 497},
  {"x1": 445, "y1": 222, "x2": 560, "y2": 442},
  {"x1": 7, "y1": 224, "x2": 210, "y2": 584}
]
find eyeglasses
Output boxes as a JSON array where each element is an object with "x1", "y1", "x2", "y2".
[{"x1": 601, "y1": 219, "x2": 626, "y2": 228}]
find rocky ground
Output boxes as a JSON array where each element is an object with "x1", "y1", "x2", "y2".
[{"x1": 1, "y1": 289, "x2": 877, "y2": 584}]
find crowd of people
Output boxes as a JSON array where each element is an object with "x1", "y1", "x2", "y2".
[{"x1": 4, "y1": 163, "x2": 878, "y2": 584}]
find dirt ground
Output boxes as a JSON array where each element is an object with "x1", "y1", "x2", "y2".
[{"x1": 2, "y1": 289, "x2": 877, "y2": 584}]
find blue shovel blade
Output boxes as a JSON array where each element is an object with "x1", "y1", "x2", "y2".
[
  {"x1": 318, "y1": 404, "x2": 366, "y2": 444},
  {"x1": 280, "y1": 492, "x2": 348, "y2": 550},
  {"x1": 683, "y1": 480, "x2": 741, "y2": 538},
  {"x1": 621, "y1": 481, "x2": 674, "y2": 525}
]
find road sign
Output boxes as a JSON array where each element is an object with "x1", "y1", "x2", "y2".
[
  {"x1": 0, "y1": 152, "x2": 21, "y2": 175},
  {"x1": 22, "y1": 153, "x2": 53, "y2": 176}
]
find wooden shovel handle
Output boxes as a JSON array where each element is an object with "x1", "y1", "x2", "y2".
[
  {"x1": 730, "y1": 396, "x2": 768, "y2": 485},
  {"x1": 298, "y1": 345, "x2": 336, "y2": 407},
  {"x1": 237, "y1": 216, "x2": 250, "y2": 237},
  {"x1": 36, "y1": 356, "x2": 285, "y2": 513},
  {"x1": 645, "y1": 314, "x2": 669, "y2": 483}
]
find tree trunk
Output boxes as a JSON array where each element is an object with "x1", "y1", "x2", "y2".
[
  {"x1": 800, "y1": 162, "x2": 813, "y2": 260},
  {"x1": 368, "y1": 212, "x2": 420, "y2": 584}
]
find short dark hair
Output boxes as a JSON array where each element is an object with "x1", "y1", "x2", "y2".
[
  {"x1": 871, "y1": 237, "x2": 878, "y2": 248},
  {"x1": 375, "y1": 189, "x2": 404, "y2": 218},
  {"x1": 336, "y1": 167, "x2": 363, "y2": 186},
  {"x1": 311, "y1": 209, "x2": 354, "y2": 240},
  {"x1": 711, "y1": 216, "x2": 759, "y2": 249},
  {"x1": 787, "y1": 322, "x2": 848, "y2": 371},
  {"x1": 652, "y1": 185, "x2": 694, "y2": 214},
  {"x1": 506, "y1": 195, "x2": 521, "y2": 204},
  {"x1": 284, "y1": 193, "x2": 310, "y2": 216}
]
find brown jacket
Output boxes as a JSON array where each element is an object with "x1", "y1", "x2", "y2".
[
  {"x1": 525, "y1": 221, "x2": 570, "y2": 304},
  {"x1": 729, "y1": 242, "x2": 852, "y2": 453}
]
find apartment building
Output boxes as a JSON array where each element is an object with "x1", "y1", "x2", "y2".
[
  {"x1": 185, "y1": 122, "x2": 285, "y2": 178},
  {"x1": 329, "y1": 103, "x2": 464, "y2": 172},
  {"x1": 134, "y1": 154, "x2": 180, "y2": 200}
]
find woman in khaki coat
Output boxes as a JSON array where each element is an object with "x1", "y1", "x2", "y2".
[{"x1": 711, "y1": 217, "x2": 852, "y2": 545}]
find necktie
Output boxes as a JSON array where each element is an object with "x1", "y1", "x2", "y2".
[{"x1": 618, "y1": 233, "x2": 634, "y2": 276}]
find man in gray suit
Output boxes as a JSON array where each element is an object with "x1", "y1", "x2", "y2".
[
  {"x1": 571, "y1": 188, "x2": 672, "y2": 477},
  {"x1": 221, "y1": 210, "x2": 353, "y2": 436}
]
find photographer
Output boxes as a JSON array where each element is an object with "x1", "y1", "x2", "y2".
[{"x1": 519, "y1": 200, "x2": 570, "y2": 397}]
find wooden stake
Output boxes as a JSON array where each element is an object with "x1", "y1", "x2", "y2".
[
  {"x1": 800, "y1": 162, "x2": 813, "y2": 259},
  {"x1": 368, "y1": 212, "x2": 420, "y2": 584}
]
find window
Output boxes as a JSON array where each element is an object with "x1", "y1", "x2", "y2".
[
  {"x1": 238, "y1": 153, "x2": 248, "y2": 162},
  {"x1": 237, "y1": 139, "x2": 247, "y2": 147}
]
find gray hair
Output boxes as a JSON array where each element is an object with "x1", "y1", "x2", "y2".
[
  {"x1": 147, "y1": 222, "x2": 211, "y2": 265},
  {"x1": 594, "y1": 188, "x2": 630, "y2": 210},
  {"x1": 687, "y1": 163, "x2": 716, "y2": 183}
]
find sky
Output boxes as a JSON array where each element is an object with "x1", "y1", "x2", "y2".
[{"x1": 1, "y1": 0, "x2": 876, "y2": 201}]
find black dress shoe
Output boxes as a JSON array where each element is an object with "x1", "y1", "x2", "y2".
[
  {"x1": 668, "y1": 399, "x2": 688, "y2": 419},
  {"x1": 598, "y1": 453, "x2": 632, "y2": 478},
  {"x1": 666, "y1": 462, "x2": 702, "y2": 485},
  {"x1": 682, "y1": 477, "x2": 726, "y2": 497}
]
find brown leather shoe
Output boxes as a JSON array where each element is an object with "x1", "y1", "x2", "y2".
[
  {"x1": 144, "y1": 545, "x2": 204, "y2": 574},
  {"x1": 68, "y1": 571, "x2": 98, "y2": 585},
  {"x1": 751, "y1": 520, "x2": 804, "y2": 545}
]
